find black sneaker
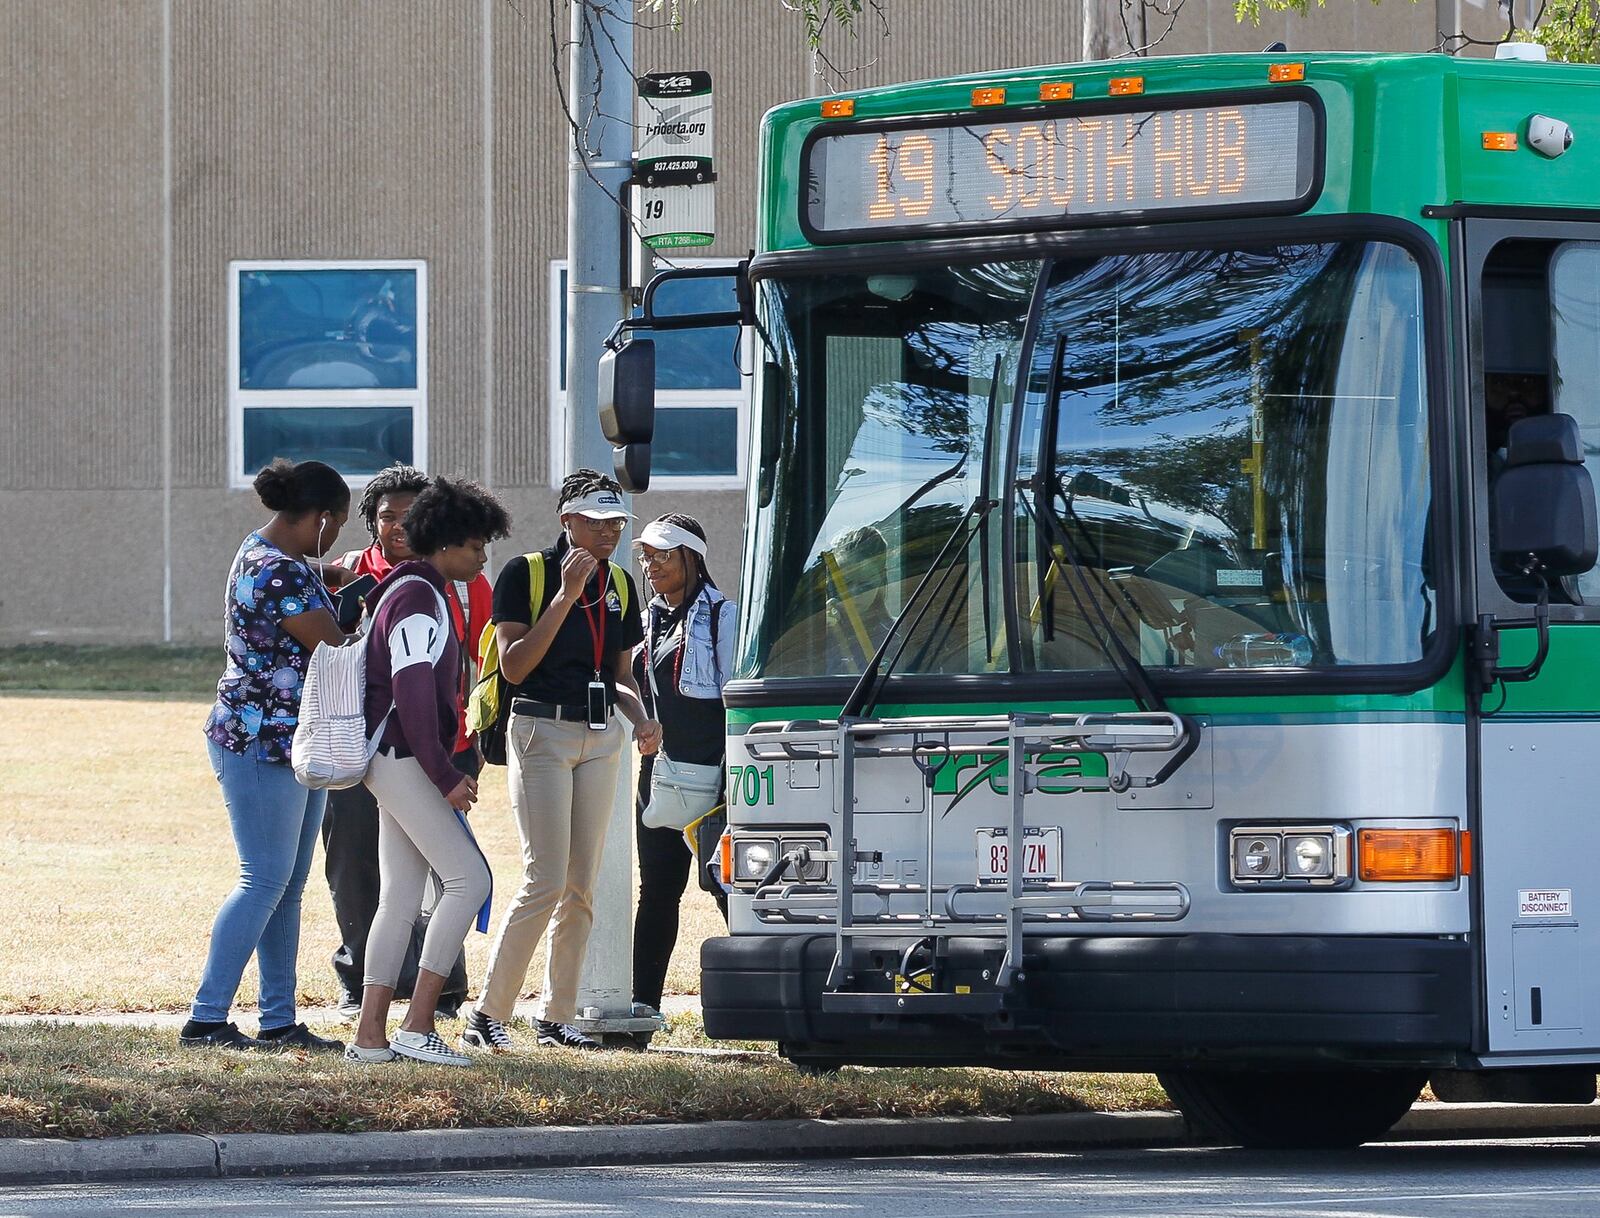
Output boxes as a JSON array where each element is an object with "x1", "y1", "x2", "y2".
[
  {"x1": 461, "y1": 1008, "x2": 516, "y2": 1053},
  {"x1": 178, "y1": 1021, "x2": 260, "y2": 1051},
  {"x1": 536, "y1": 1020, "x2": 601, "y2": 1050},
  {"x1": 256, "y1": 1022, "x2": 346, "y2": 1054}
]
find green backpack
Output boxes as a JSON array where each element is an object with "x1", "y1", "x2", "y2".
[{"x1": 467, "y1": 552, "x2": 630, "y2": 765}]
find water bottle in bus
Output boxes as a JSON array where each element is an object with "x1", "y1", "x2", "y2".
[{"x1": 1213, "y1": 632, "x2": 1313, "y2": 668}]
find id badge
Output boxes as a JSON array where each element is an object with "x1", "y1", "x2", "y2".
[{"x1": 586, "y1": 679, "x2": 610, "y2": 730}]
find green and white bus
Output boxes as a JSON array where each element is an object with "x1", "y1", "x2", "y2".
[{"x1": 603, "y1": 47, "x2": 1600, "y2": 1148}]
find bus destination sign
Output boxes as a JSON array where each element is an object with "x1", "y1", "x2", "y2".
[{"x1": 804, "y1": 98, "x2": 1318, "y2": 239}]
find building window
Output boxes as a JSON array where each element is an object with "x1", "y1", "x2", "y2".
[
  {"x1": 229, "y1": 260, "x2": 427, "y2": 488},
  {"x1": 549, "y1": 259, "x2": 748, "y2": 489}
]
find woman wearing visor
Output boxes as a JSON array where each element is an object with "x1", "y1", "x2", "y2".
[
  {"x1": 464, "y1": 470, "x2": 658, "y2": 1053},
  {"x1": 631, "y1": 514, "x2": 735, "y2": 1021}
]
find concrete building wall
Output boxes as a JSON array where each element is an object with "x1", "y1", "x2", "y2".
[{"x1": 0, "y1": 0, "x2": 1520, "y2": 643}]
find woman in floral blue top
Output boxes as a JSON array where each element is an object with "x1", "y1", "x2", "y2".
[{"x1": 183, "y1": 459, "x2": 352, "y2": 1054}]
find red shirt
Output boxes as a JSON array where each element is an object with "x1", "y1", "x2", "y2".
[{"x1": 338, "y1": 543, "x2": 492, "y2": 754}]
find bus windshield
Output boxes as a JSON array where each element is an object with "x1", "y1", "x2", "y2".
[{"x1": 739, "y1": 238, "x2": 1436, "y2": 682}]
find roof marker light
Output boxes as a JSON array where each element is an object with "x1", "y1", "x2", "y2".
[
  {"x1": 821, "y1": 98, "x2": 855, "y2": 118},
  {"x1": 1268, "y1": 62, "x2": 1305, "y2": 82},
  {"x1": 1109, "y1": 76, "x2": 1144, "y2": 96},
  {"x1": 1482, "y1": 131, "x2": 1519, "y2": 151},
  {"x1": 1040, "y1": 81, "x2": 1075, "y2": 101},
  {"x1": 972, "y1": 86, "x2": 1006, "y2": 107}
]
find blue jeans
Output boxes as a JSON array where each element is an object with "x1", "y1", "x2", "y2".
[{"x1": 192, "y1": 739, "x2": 327, "y2": 1027}]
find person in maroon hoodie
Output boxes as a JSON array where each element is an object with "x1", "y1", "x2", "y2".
[
  {"x1": 344, "y1": 477, "x2": 511, "y2": 1067},
  {"x1": 322, "y1": 463, "x2": 493, "y2": 1018}
]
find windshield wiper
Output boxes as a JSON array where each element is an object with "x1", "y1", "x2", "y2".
[
  {"x1": 1032, "y1": 333, "x2": 1165, "y2": 714},
  {"x1": 1022, "y1": 486, "x2": 1165, "y2": 713},
  {"x1": 839, "y1": 495, "x2": 997, "y2": 721}
]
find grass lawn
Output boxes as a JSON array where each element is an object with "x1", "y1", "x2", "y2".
[
  {"x1": 0, "y1": 1021, "x2": 1169, "y2": 1139},
  {"x1": 0, "y1": 693, "x2": 726, "y2": 1014},
  {"x1": 0, "y1": 645, "x2": 217, "y2": 695}
]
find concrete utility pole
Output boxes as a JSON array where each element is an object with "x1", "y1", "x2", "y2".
[
  {"x1": 1083, "y1": 0, "x2": 1129, "y2": 60},
  {"x1": 563, "y1": 0, "x2": 650, "y2": 1039}
]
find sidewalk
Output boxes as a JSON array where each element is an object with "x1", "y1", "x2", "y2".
[{"x1": 0, "y1": 994, "x2": 702, "y2": 1031}]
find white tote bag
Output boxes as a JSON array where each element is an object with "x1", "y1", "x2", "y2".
[{"x1": 292, "y1": 575, "x2": 445, "y2": 790}]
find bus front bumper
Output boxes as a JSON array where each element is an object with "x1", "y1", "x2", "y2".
[{"x1": 700, "y1": 933, "x2": 1473, "y2": 1069}]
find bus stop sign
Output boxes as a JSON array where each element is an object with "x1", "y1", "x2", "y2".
[{"x1": 634, "y1": 71, "x2": 715, "y2": 249}]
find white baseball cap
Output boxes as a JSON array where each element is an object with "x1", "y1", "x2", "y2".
[{"x1": 560, "y1": 487, "x2": 632, "y2": 520}]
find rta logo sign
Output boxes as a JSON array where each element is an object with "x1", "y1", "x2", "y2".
[{"x1": 660, "y1": 75, "x2": 693, "y2": 91}]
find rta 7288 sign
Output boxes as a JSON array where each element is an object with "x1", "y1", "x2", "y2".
[{"x1": 803, "y1": 94, "x2": 1319, "y2": 240}]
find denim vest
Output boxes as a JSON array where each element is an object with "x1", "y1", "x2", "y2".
[{"x1": 660, "y1": 585, "x2": 737, "y2": 700}]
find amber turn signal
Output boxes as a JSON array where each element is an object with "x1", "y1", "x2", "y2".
[
  {"x1": 1108, "y1": 76, "x2": 1145, "y2": 96},
  {"x1": 1039, "y1": 81, "x2": 1075, "y2": 101},
  {"x1": 1268, "y1": 63, "x2": 1306, "y2": 82},
  {"x1": 821, "y1": 98, "x2": 855, "y2": 118},
  {"x1": 1357, "y1": 828, "x2": 1459, "y2": 882},
  {"x1": 1482, "y1": 131, "x2": 1519, "y2": 151},
  {"x1": 718, "y1": 831, "x2": 734, "y2": 885},
  {"x1": 972, "y1": 86, "x2": 1006, "y2": 107}
]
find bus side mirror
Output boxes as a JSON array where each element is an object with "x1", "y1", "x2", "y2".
[
  {"x1": 599, "y1": 337, "x2": 655, "y2": 494},
  {"x1": 599, "y1": 337, "x2": 655, "y2": 444},
  {"x1": 614, "y1": 442, "x2": 652, "y2": 494},
  {"x1": 1493, "y1": 413, "x2": 1598, "y2": 578}
]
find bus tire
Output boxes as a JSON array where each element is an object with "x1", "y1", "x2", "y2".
[
  {"x1": 1156, "y1": 1067, "x2": 1426, "y2": 1149},
  {"x1": 781, "y1": 1048, "x2": 842, "y2": 1076}
]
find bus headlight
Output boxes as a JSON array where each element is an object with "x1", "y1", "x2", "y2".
[
  {"x1": 733, "y1": 838, "x2": 779, "y2": 883},
  {"x1": 1285, "y1": 833, "x2": 1333, "y2": 879},
  {"x1": 1229, "y1": 825, "x2": 1351, "y2": 889},
  {"x1": 781, "y1": 836, "x2": 829, "y2": 882},
  {"x1": 1232, "y1": 834, "x2": 1281, "y2": 880}
]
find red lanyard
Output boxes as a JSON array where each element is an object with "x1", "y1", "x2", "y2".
[{"x1": 579, "y1": 564, "x2": 609, "y2": 678}]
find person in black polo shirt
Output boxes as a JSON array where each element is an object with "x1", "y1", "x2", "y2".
[{"x1": 462, "y1": 470, "x2": 657, "y2": 1053}]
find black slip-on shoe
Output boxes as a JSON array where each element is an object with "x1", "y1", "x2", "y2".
[
  {"x1": 256, "y1": 1022, "x2": 346, "y2": 1054},
  {"x1": 178, "y1": 1022, "x2": 261, "y2": 1052}
]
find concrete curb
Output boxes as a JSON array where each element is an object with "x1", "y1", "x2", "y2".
[
  {"x1": 1393, "y1": 1101, "x2": 1600, "y2": 1140},
  {"x1": 0, "y1": 1112, "x2": 1185, "y2": 1185},
  {"x1": 3, "y1": 1104, "x2": 1597, "y2": 1186}
]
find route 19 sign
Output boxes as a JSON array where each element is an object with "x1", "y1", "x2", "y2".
[{"x1": 634, "y1": 71, "x2": 715, "y2": 249}]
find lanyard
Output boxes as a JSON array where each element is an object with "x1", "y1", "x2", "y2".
[{"x1": 579, "y1": 564, "x2": 609, "y2": 678}]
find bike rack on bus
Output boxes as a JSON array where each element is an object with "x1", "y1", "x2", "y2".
[{"x1": 742, "y1": 711, "x2": 1198, "y2": 1012}]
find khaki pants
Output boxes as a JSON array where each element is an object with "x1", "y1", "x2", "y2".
[{"x1": 477, "y1": 712, "x2": 623, "y2": 1022}]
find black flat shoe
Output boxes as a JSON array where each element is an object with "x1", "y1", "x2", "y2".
[
  {"x1": 256, "y1": 1022, "x2": 346, "y2": 1054},
  {"x1": 179, "y1": 1021, "x2": 260, "y2": 1051}
]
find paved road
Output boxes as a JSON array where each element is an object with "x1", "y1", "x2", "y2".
[{"x1": 6, "y1": 1138, "x2": 1600, "y2": 1218}]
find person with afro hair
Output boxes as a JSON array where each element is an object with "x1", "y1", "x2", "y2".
[
  {"x1": 346, "y1": 477, "x2": 511, "y2": 1066},
  {"x1": 320, "y1": 464, "x2": 497, "y2": 1020}
]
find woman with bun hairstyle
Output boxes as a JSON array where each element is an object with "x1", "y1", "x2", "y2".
[
  {"x1": 345, "y1": 477, "x2": 508, "y2": 1067},
  {"x1": 630, "y1": 514, "x2": 734, "y2": 1019},
  {"x1": 183, "y1": 459, "x2": 351, "y2": 1053}
]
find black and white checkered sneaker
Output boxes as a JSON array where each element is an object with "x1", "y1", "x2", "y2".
[
  {"x1": 389, "y1": 1028, "x2": 473, "y2": 1067},
  {"x1": 536, "y1": 1020, "x2": 601, "y2": 1050},
  {"x1": 461, "y1": 1008, "x2": 516, "y2": 1053}
]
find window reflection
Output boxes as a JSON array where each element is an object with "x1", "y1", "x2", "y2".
[
  {"x1": 239, "y1": 269, "x2": 419, "y2": 390},
  {"x1": 1018, "y1": 242, "x2": 1433, "y2": 671}
]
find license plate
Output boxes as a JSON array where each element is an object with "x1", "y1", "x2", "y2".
[{"x1": 976, "y1": 826, "x2": 1061, "y2": 884}]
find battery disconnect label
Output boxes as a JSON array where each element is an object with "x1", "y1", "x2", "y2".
[{"x1": 1518, "y1": 889, "x2": 1573, "y2": 919}]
